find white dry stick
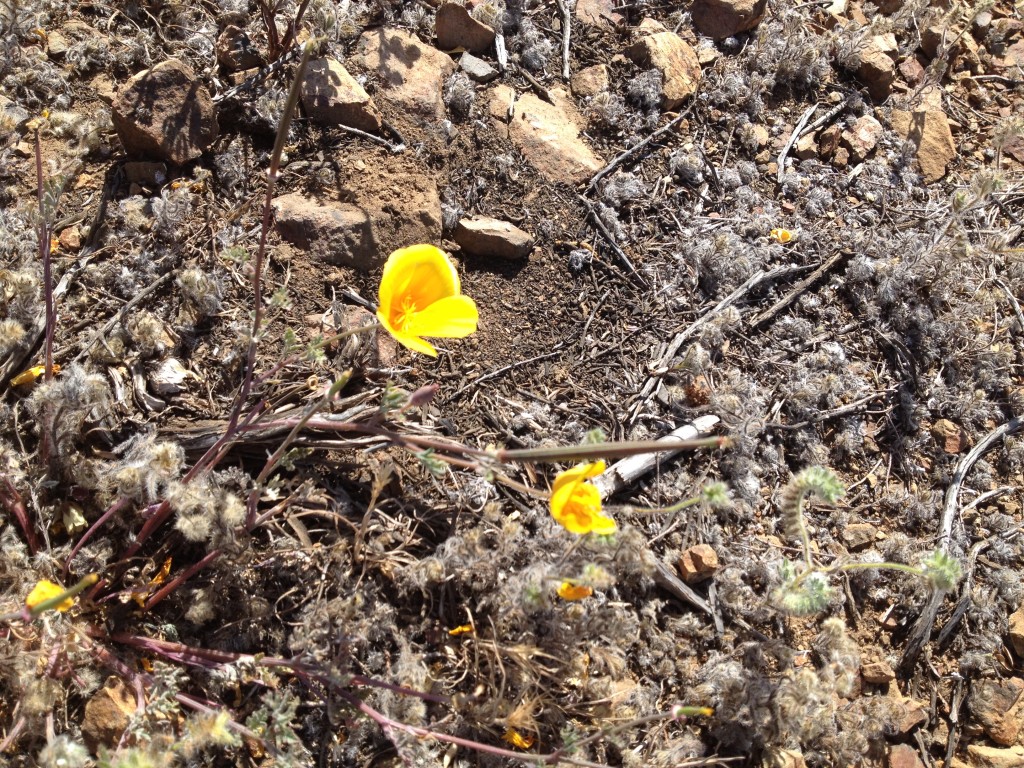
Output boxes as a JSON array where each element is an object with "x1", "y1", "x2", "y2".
[
  {"x1": 555, "y1": 0, "x2": 572, "y2": 81},
  {"x1": 777, "y1": 103, "x2": 818, "y2": 184},
  {"x1": 495, "y1": 30, "x2": 508, "y2": 72},
  {"x1": 593, "y1": 415, "x2": 721, "y2": 499}
]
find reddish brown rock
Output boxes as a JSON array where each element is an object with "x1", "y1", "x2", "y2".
[
  {"x1": 690, "y1": 0, "x2": 767, "y2": 39},
  {"x1": 888, "y1": 744, "x2": 925, "y2": 768},
  {"x1": 856, "y1": 34, "x2": 898, "y2": 100},
  {"x1": 678, "y1": 544, "x2": 720, "y2": 583},
  {"x1": 273, "y1": 194, "x2": 377, "y2": 271},
  {"x1": 455, "y1": 216, "x2": 533, "y2": 260},
  {"x1": 970, "y1": 677, "x2": 1024, "y2": 746},
  {"x1": 301, "y1": 58, "x2": 382, "y2": 133},
  {"x1": 841, "y1": 115, "x2": 883, "y2": 162},
  {"x1": 862, "y1": 660, "x2": 896, "y2": 685},
  {"x1": 112, "y1": 60, "x2": 218, "y2": 165},
  {"x1": 216, "y1": 25, "x2": 263, "y2": 71},
  {"x1": 625, "y1": 32, "x2": 702, "y2": 110},
  {"x1": 82, "y1": 677, "x2": 137, "y2": 752}
]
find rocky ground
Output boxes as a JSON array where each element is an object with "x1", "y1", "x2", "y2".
[{"x1": 2, "y1": 0, "x2": 1024, "y2": 766}]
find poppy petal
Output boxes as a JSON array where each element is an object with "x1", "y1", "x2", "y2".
[{"x1": 402, "y1": 295, "x2": 479, "y2": 339}]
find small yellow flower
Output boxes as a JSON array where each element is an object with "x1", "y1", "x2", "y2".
[
  {"x1": 557, "y1": 581, "x2": 593, "y2": 601},
  {"x1": 549, "y1": 461, "x2": 616, "y2": 535},
  {"x1": 448, "y1": 624, "x2": 473, "y2": 636},
  {"x1": 26, "y1": 580, "x2": 74, "y2": 612},
  {"x1": 770, "y1": 228, "x2": 793, "y2": 244},
  {"x1": 377, "y1": 244, "x2": 479, "y2": 357}
]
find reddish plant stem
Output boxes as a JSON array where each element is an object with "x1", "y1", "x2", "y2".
[
  {"x1": 143, "y1": 549, "x2": 222, "y2": 611},
  {"x1": 1, "y1": 478, "x2": 39, "y2": 555},
  {"x1": 64, "y1": 497, "x2": 129, "y2": 576}
]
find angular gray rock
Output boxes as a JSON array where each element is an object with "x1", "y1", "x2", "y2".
[{"x1": 112, "y1": 60, "x2": 218, "y2": 165}]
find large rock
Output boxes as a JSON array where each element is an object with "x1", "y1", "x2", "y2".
[
  {"x1": 273, "y1": 194, "x2": 377, "y2": 271},
  {"x1": 690, "y1": 0, "x2": 767, "y2": 39},
  {"x1": 455, "y1": 217, "x2": 533, "y2": 260},
  {"x1": 1009, "y1": 605, "x2": 1024, "y2": 657},
  {"x1": 301, "y1": 58, "x2": 382, "y2": 133},
  {"x1": 970, "y1": 678, "x2": 1024, "y2": 747},
  {"x1": 112, "y1": 60, "x2": 218, "y2": 165},
  {"x1": 436, "y1": 3, "x2": 495, "y2": 54},
  {"x1": 356, "y1": 28, "x2": 456, "y2": 121},
  {"x1": 967, "y1": 745, "x2": 1024, "y2": 768},
  {"x1": 576, "y1": 0, "x2": 624, "y2": 28},
  {"x1": 890, "y1": 108, "x2": 956, "y2": 183},
  {"x1": 493, "y1": 85, "x2": 603, "y2": 183},
  {"x1": 625, "y1": 32, "x2": 701, "y2": 110}
]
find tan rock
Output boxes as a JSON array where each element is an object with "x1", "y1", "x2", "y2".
[
  {"x1": 301, "y1": 58, "x2": 382, "y2": 133},
  {"x1": 818, "y1": 124, "x2": 841, "y2": 157},
  {"x1": 436, "y1": 3, "x2": 494, "y2": 54},
  {"x1": 575, "y1": 0, "x2": 624, "y2": 28},
  {"x1": 636, "y1": 17, "x2": 668, "y2": 35},
  {"x1": 455, "y1": 216, "x2": 533, "y2": 260},
  {"x1": 1009, "y1": 606, "x2": 1024, "y2": 657},
  {"x1": 967, "y1": 745, "x2": 1024, "y2": 768},
  {"x1": 857, "y1": 33, "x2": 898, "y2": 100},
  {"x1": 862, "y1": 660, "x2": 896, "y2": 684},
  {"x1": 843, "y1": 522, "x2": 877, "y2": 550},
  {"x1": 571, "y1": 64, "x2": 610, "y2": 98},
  {"x1": 890, "y1": 109, "x2": 956, "y2": 183},
  {"x1": 795, "y1": 133, "x2": 817, "y2": 160},
  {"x1": 763, "y1": 747, "x2": 807, "y2": 768},
  {"x1": 888, "y1": 744, "x2": 925, "y2": 768},
  {"x1": 501, "y1": 89, "x2": 604, "y2": 183},
  {"x1": 678, "y1": 544, "x2": 720, "y2": 583},
  {"x1": 624, "y1": 32, "x2": 701, "y2": 110},
  {"x1": 112, "y1": 60, "x2": 218, "y2": 165},
  {"x1": 82, "y1": 677, "x2": 137, "y2": 752},
  {"x1": 841, "y1": 115, "x2": 883, "y2": 162},
  {"x1": 46, "y1": 30, "x2": 69, "y2": 57},
  {"x1": 690, "y1": 0, "x2": 768, "y2": 39},
  {"x1": 357, "y1": 28, "x2": 456, "y2": 121}
]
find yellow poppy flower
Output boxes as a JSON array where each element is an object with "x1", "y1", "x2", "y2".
[
  {"x1": 26, "y1": 580, "x2": 74, "y2": 612},
  {"x1": 549, "y1": 461, "x2": 616, "y2": 535},
  {"x1": 376, "y1": 244, "x2": 479, "y2": 357},
  {"x1": 557, "y1": 581, "x2": 593, "y2": 601},
  {"x1": 770, "y1": 228, "x2": 793, "y2": 244}
]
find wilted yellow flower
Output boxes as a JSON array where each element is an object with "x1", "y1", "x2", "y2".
[
  {"x1": 549, "y1": 461, "x2": 616, "y2": 535},
  {"x1": 502, "y1": 728, "x2": 535, "y2": 749},
  {"x1": 769, "y1": 228, "x2": 793, "y2": 244},
  {"x1": 556, "y1": 581, "x2": 593, "y2": 601},
  {"x1": 26, "y1": 580, "x2": 74, "y2": 612},
  {"x1": 377, "y1": 244, "x2": 479, "y2": 357}
]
